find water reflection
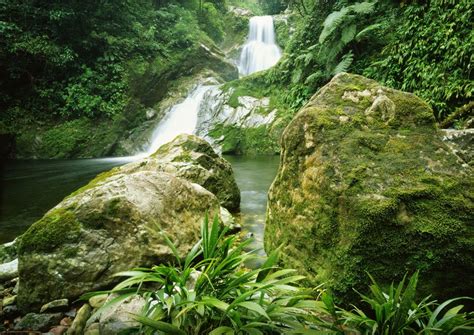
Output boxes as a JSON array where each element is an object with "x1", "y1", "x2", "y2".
[
  {"x1": 224, "y1": 155, "x2": 280, "y2": 264},
  {"x1": 0, "y1": 157, "x2": 135, "y2": 243}
]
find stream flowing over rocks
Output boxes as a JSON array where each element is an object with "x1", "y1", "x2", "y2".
[
  {"x1": 16, "y1": 135, "x2": 240, "y2": 311},
  {"x1": 264, "y1": 73, "x2": 474, "y2": 303},
  {"x1": 117, "y1": 15, "x2": 284, "y2": 157}
]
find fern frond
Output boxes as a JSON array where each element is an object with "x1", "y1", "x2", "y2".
[
  {"x1": 332, "y1": 51, "x2": 354, "y2": 75},
  {"x1": 291, "y1": 68, "x2": 303, "y2": 84},
  {"x1": 320, "y1": 39, "x2": 345, "y2": 63},
  {"x1": 355, "y1": 23, "x2": 383, "y2": 41},
  {"x1": 319, "y1": 7, "x2": 350, "y2": 44},
  {"x1": 350, "y1": 1, "x2": 376, "y2": 15},
  {"x1": 341, "y1": 24, "x2": 357, "y2": 45},
  {"x1": 304, "y1": 71, "x2": 324, "y2": 85}
]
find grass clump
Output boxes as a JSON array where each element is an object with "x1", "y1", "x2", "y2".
[
  {"x1": 317, "y1": 272, "x2": 474, "y2": 334},
  {"x1": 84, "y1": 215, "x2": 323, "y2": 334},
  {"x1": 83, "y1": 217, "x2": 473, "y2": 334}
]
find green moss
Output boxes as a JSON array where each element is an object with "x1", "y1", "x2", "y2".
[
  {"x1": 173, "y1": 153, "x2": 193, "y2": 162},
  {"x1": 14, "y1": 117, "x2": 125, "y2": 159},
  {"x1": 63, "y1": 246, "x2": 79, "y2": 258},
  {"x1": 355, "y1": 132, "x2": 388, "y2": 152},
  {"x1": 0, "y1": 242, "x2": 17, "y2": 263},
  {"x1": 227, "y1": 89, "x2": 245, "y2": 108},
  {"x1": 222, "y1": 72, "x2": 268, "y2": 98},
  {"x1": 354, "y1": 196, "x2": 399, "y2": 221},
  {"x1": 40, "y1": 119, "x2": 92, "y2": 158},
  {"x1": 265, "y1": 73, "x2": 474, "y2": 305},
  {"x1": 67, "y1": 168, "x2": 120, "y2": 199},
  {"x1": 19, "y1": 207, "x2": 82, "y2": 254},
  {"x1": 152, "y1": 134, "x2": 218, "y2": 158},
  {"x1": 209, "y1": 124, "x2": 242, "y2": 154},
  {"x1": 274, "y1": 19, "x2": 291, "y2": 49},
  {"x1": 209, "y1": 124, "x2": 279, "y2": 155}
]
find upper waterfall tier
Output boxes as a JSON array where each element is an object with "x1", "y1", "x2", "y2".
[{"x1": 238, "y1": 16, "x2": 282, "y2": 76}]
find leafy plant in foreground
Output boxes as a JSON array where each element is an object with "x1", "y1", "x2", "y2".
[
  {"x1": 83, "y1": 216, "x2": 323, "y2": 334},
  {"x1": 316, "y1": 272, "x2": 473, "y2": 335},
  {"x1": 83, "y1": 216, "x2": 473, "y2": 334}
]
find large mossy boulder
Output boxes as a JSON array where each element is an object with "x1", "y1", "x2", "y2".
[
  {"x1": 17, "y1": 135, "x2": 239, "y2": 311},
  {"x1": 265, "y1": 73, "x2": 473, "y2": 303}
]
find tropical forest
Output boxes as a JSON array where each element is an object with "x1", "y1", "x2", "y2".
[{"x1": 0, "y1": 0, "x2": 473, "y2": 333}]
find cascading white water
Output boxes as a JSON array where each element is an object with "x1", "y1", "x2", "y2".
[
  {"x1": 238, "y1": 16, "x2": 282, "y2": 76},
  {"x1": 144, "y1": 85, "x2": 215, "y2": 155},
  {"x1": 142, "y1": 16, "x2": 281, "y2": 156}
]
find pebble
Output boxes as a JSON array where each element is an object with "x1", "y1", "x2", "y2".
[
  {"x1": 49, "y1": 325, "x2": 69, "y2": 335},
  {"x1": 89, "y1": 294, "x2": 108, "y2": 309},
  {"x1": 60, "y1": 316, "x2": 73, "y2": 326},
  {"x1": 67, "y1": 303, "x2": 92, "y2": 335},
  {"x1": 40, "y1": 299, "x2": 69, "y2": 313},
  {"x1": 14, "y1": 312, "x2": 63, "y2": 332},
  {"x1": 84, "y1": 322, "x2": 100, "y2": 335},
  {"x1": 65, "y1": 308, "x2": 77, "y2": 318},
  {"x1": 3, "y1": 294, "x2": 16, "y2": 306}
]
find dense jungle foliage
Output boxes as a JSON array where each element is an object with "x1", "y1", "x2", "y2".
[
  {"x1": 0, "y1": 0, "x2": 231, "y2": 151},
  {"x1": 0, "y1": 0, "x2": 472, "y2": 149},
  {"x1": 262, "y1": 0, "x2": 473, "y2": 123}
]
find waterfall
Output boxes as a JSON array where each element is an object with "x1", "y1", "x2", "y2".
[
  {"x1": 144, "y1": 84, "x2": 215, "y2": 155},
  {"x1": 141, "y1": 16, "x2": 282, "y2": 156},
  {"x1": 238, "y1": 16, "x2": 282, "y2": 76}
]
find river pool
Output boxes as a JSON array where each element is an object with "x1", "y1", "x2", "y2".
[{"x1": 0, "y1": 156, "x2": 280, "y2": 248}]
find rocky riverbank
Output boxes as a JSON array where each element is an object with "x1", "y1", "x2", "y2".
[{"x1": 1, "y1": 74, "x2": 472, "y2": 332}]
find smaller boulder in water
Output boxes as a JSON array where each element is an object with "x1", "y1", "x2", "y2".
[
  {"x1": 0, "y1": 258, "x2": 18, "y2": 283},
  {"x1": 124, "y1": 134, "x2": 241, "y2": 211}
]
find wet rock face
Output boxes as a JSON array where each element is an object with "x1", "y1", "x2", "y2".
[
  {"x1": 195, "y1": 86, "x2": 280, "y2": 155},
  {"x1": 264, "y1": 73, "x2": 474, "y2": 303},
  {"x1": 17, "y1": 135, "x2": 239, "y2": 311}
]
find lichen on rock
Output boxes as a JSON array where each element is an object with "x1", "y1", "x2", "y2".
[{"x1": 264, "y1": 73, "x2": 474, "y2": 303}]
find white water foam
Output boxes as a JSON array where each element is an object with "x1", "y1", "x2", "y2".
[{"x1": 143, "y1": 85, "x2": 215, "y2": 156}]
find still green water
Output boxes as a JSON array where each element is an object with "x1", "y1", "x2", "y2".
[{"x1": 0, "y1": 156, "x2": 280, "y2": 247}]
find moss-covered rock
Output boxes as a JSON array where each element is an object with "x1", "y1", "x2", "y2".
[
  {"x1": 264, "y1": 73, "x2": 474, "y2": 303},
  {"x1": 115, "y1": 134, "x2": 240, "y2": 211},
  {"x1": 0, "y1": 241, "x2": 17, "y2": 264},
  {"x1": 195, "y1": 73, "x2": 284, "y2": 155},
  {"x1": 17, "y1": 135, "x2": 238, "y2": 311},
  {"x1": 208, "y1": 124, "x2": 280, "y2": 155}
]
